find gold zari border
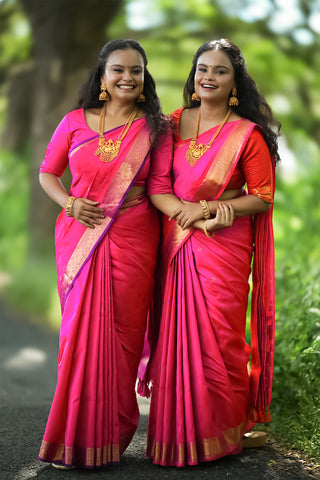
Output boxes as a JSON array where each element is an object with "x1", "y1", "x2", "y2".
[
  {"x1": 39, "y1": 440, "x2": 120, "y2": 467},
  {"x1": 149, "y1": 422, "x2": 244, "y2": 465}
]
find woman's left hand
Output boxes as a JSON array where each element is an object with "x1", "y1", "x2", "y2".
[
  {"x1": 206, "y1": 203, "x2": 235, "y2": 233},
  {"x1": 170, "y1": 199, "x2": 203, "y2": 230}
]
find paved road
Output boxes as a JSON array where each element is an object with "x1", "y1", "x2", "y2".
[{"x1": 0, "y1": 301, "x2": 318, "y2": 480}]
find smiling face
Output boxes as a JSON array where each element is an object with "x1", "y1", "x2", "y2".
[
  {"x1": 194, "y1": 48, "x2": 235, "y2": 105},
  {"x1": 101, "y1": 48, "x2": 145, "y2": 104}
]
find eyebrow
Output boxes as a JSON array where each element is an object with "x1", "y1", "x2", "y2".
[
  {"x1": 108, "y1": 64, "x2": 143, "y2": 68},
  {"x1": 197, "y1": 63, "x2": 230, "y2": 69}
]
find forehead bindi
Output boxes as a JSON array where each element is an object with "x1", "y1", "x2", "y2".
[{"x1": 106, "y1": 49, "x2": 144, "y2": 68}]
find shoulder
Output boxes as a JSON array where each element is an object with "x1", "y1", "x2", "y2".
[
  {"x1": 241, "y1": 123, "x2": 271, "y2": 160},
  {"x1": 61, "y1": 108, "x2": 86, "y2": 130},
  {"x1": 232, "y1": 119, "x2": 265, "y2": 146},
  {"x1": 66, "y1": 108, "x2": 84, "y2": 121},
  {"x1": 171, "y1": 107, "x2": 197, "y2": 125},
  {"x1": 249, "y1": 124, "x2": 267, "y2": 144},
  {"x1": 170, "y1": 107, "x2": 184, "y2": 125}
]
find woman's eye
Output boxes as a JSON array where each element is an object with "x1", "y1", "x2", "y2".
[
  {"x1": 132, "y1": 69, "x2": 142, "y2": 75},
  {"x1": 113, "y1": 68, "x2": 123, "y2": 73},
  {"x1": 198, "y1": 68, "x2": 207, "y2": 72}
]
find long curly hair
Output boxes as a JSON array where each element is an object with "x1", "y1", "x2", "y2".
[
  {"x1": 183, "y1": 38, "x2": 281, "y2": 164},
  {"x1": 76, "y1": 39, "x2": 169, "y2": 143}
]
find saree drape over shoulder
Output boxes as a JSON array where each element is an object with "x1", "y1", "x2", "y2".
[
  {"x1": 38, "y1": 109, "x2": 173, "y2": 468},
  {"x1": 147, "y1": 109, "x2": 275, "y2": 467}
]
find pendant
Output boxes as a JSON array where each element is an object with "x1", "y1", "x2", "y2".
[
  {"x1": 95, "y1": 138, "x2": 122, "y2": 162},
  {"x1": 185, "y1": 140, "x2": 209, "y2": 166}
]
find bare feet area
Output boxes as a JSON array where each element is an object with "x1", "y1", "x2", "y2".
[{"x1": 0, "y1": 301, "x2": 318, "y2": 479}]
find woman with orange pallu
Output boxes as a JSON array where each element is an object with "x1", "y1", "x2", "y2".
[
  {"x1": 144, "y1": 38, "x2": 281, "y2": 467},
  {"x1": 37, "y1": 39, "x2": 172, "y2": 470}
]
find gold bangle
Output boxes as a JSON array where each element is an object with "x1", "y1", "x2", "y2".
[
  {"x1": 203, "y1": 219, "x2": 214, "y2": 237},
  {"x1": 200, "y1": 199, "x2": 210, "y2": 219},
  {"x1": 64, "y1": 196, "x2": 76, "y2": 217}
]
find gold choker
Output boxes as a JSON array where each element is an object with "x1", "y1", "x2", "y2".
[
  {"x1": 186, "y1": 108, "x2": 232, "y2": 166},
  {"x1": 95, "y1": 103, "x2": 138, "y2": 162}
]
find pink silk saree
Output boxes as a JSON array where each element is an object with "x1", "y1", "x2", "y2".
[
  {"x1": 39, "y1": 115, "x2": 161, "y2": 468},
  {"x1": 147, "y1": 119, "x2": 275, "y2": 466}
]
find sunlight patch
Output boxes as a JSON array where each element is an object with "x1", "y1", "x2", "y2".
[{"x1": 4, "y1": 347, "x2": 47, "y2": 370}]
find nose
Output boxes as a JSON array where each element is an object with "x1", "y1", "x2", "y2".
[
  {"x1": 122, "y1": 69, "x2": 133, "y2": 81},
  {"x1": 204, "y1": 67, "x2": 214, "y2": 80}
]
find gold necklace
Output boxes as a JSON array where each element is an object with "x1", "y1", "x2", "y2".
[
  {"x1": 95, "y1": 103, "x2": 138, "y2": 162},
  {"x1": 186, "y1": 108, "x2": 232, "y2": 166}
]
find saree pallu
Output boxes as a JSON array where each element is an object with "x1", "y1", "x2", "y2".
[
  {"x1": 147, "y1": 119, "x2": 275, "y2": 466},
  {"x1": 39, "y1": 118, "x2": 160, "y2": 468}
]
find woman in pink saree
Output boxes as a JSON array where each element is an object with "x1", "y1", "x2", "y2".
[
  {"x1": 38, "y1": 39, "x2": 172, "y2": 469},
  {"x1": 146, "y1": 39, "x2": 281, "y2": 466}
]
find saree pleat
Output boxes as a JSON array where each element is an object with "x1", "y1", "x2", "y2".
[
  {"x1": 147, "y1": 216, "x2": 253, "y2": 466},
  {"x1": 39, "y1": 198, "x2": 159, "y2": 468}
]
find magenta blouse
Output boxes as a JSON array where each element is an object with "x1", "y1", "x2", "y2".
[{"x1": 40, "y1": 108, "x2": 173, "y2": 200}]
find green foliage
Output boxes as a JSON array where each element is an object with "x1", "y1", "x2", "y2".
[
  {"x1": 4, "y1": 254, "x2": 58, "y2": 323},
  {"x1": 0, "y1": 0, "x2": 32, "y2": 76},
  {"x1": 0, "y1": 147, "x2": 59, "y2": 326},
  {"x1": 0, "y1": 149, "x2": 29, "y2": 269},
  {"x1": 271, "y1": 167, "x2": 320, "y2": 462}
]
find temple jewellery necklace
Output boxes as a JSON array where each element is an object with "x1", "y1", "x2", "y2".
[
  {"x1": 186, "y1": 107, "x2": 232, "y2": 166},
  {"x1": 95, "y1": 102, "x2": 138, "y2": 162}
]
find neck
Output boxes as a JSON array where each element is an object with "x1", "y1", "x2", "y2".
[
  {"x1": 199, "y1": 102, "x2": 230, "y2": 122},
  {"x1": 105, "y1": 100, "x2": 137, "y2": 119}
]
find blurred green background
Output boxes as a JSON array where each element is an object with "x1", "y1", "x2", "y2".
[{"x1": 0, "y1": 0, "x2": 319, "y2": 464}]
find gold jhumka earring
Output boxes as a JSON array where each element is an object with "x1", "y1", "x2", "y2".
[
  {"x1": 99, "y1": 83, "x2": 109, "y2": 101},
  {"x1": 228, "y1": 88, "x2": 239, "y2": 106},
  {"x1": 137, "y1": 93, "x2": 146, "y2": 103},
  {"x1": 191, "y1": 92, "x2": 201, "y2": 102}
]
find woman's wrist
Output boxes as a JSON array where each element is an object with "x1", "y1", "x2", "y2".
[
  {"x1": 64, "y1": 196, "x2": 77, "y2": 217},
  {"x1": 203, "y1": 219, "x2": 214, "y2": 237},
  {"x1": 199, "y1": 200, "x2": 210, "y2": 219},
  {"x1": 207, "y1": 200, "x2": 218, "y2": 215}
]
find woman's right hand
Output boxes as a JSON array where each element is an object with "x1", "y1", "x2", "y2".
[
  {"x1": 169, "y1": 199, "x2": 203, "y2": 229},
  {"x1": 206, "y1": 203, "x2": 234, "y2": 234},
  {"x1": 72, "y1": 198, "x2": 105, "y2": 229}
]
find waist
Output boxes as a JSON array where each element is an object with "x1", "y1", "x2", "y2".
[
  {"x1": 219, "y1": 187, "x2": 244, "y2": 201},
  {"x1": 121, "y1": 187, "x2": 146, "y2": 209}
]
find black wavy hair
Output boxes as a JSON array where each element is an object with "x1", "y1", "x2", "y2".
[
  {"x1": 76, "y1": 39, "x2": 169, "y2": 143},
  {"x1": 183, "y1": 38, "x2": 281, "y2": 164}
]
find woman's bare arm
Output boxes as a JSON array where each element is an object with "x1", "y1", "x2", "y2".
[{"x1": 39, "y1": 172, "x2": 104, "y2": 229}]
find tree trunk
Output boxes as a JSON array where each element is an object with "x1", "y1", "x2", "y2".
[{"x1": 18, "y1": 0, "x2": 122, "y2": 254}]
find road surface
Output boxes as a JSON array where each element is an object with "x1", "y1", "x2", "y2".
[{"x1": 0, "y1": 301, "x2": 318, "y2": 479}]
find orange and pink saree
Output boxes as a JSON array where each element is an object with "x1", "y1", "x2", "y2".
[
  {"x1": 38, "y1": 109, "x2": 172, "y2": 468},
  {"x1": 147, "y1": 111, "x2": 275, "y2": 466}
]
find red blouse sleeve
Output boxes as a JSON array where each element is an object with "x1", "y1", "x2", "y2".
[
  {"x1": 170, "y1": 108, "x2": 184, "y2": 142},
  {"x1": 147, "y1": 129, "x2": 174, "y2": 195},
  {"x1": 240, "y1": 128, "x2": 275, "y2": 203},
  {"x1": 39, "y1": 114, "x2": 71, "y2": 177}
]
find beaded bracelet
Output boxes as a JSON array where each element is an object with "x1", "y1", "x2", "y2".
[
  {"x1": 200, "y1": 199, "x2": 210, "y2": 219},
  {"x1": 64, "y1": 196, "x2": 77, "y2": 217},
  {"x1": 203, "y1": 219, "x2": 214, "y2": 238}
]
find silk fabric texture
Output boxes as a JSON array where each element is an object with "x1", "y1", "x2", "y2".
[
  {"x1": 38, "y1": 109, "x2": 173, "y2": 468},
  {"x1": 146, "y1": 114, "x2": 275, "y2": 466}
]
